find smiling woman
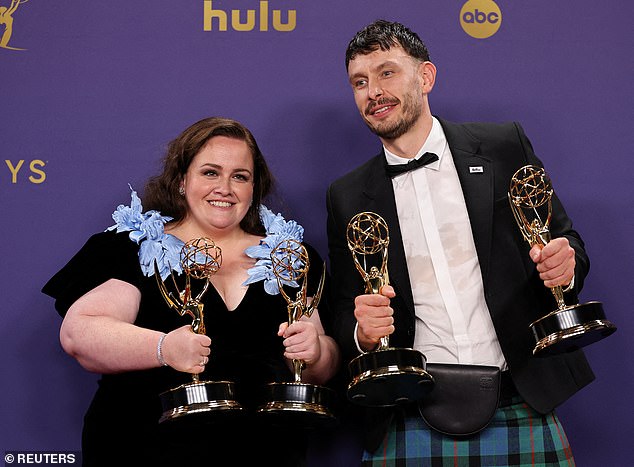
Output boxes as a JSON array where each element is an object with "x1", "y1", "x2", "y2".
[
  {"x1": 41, "y1": 116, "x2": 341, "y2": 466},
  {"x1": 143, "y1": 117, "x2": 272, "y2": 237},
  {"x1": 177, "y1": 135, "x2": 256, "y2": 239}
]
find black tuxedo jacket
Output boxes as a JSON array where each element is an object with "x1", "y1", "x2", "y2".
[{"x1": 326, "y1": 118, "x2": 594, "y2": 446}]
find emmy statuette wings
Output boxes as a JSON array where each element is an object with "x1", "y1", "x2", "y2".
[
  {"x1": 153, "y1": 237, "x2": 243, "y2": 423},
  {"x1": 255, "y1": 238, "x2": 337, "y2": 429},
  {"x1": 345, "y1": 212, "x2": 434, "y2": 407},
  {"x1": 508, "y1": 165, "x2": 616, "y2": 356}
]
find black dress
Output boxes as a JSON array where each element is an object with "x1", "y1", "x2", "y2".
[{"x1": 42, "y1": 229, "x2": 328, "y2": 467}]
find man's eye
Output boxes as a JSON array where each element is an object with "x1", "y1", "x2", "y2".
[{"x1": 354, "y1": 79, "x2": 367, "y2": 88}]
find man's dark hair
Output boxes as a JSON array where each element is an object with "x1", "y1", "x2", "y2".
[{"x1": 345, "y1": 19, "x2": 431, "y2": 70}]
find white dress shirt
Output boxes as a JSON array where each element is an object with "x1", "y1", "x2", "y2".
[{"x1": 385, "y1": 117, "x2": 507, "y2": 369}]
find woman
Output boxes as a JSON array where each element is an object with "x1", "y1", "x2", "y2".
[{"x1": 42, "y1": 117, "x2": 340, "y2": 466}]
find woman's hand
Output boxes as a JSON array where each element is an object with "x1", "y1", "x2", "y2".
[
  {"x1": 277, "y1": 308, "x2": 340, "y2": 386},
  {"x1": 161, "y1": 325, "x2": 212, "y2": 374},
  {"x1": 278, "y1": 320, "x2": 321, "y2": 366}
]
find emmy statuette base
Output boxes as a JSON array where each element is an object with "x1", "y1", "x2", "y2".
[
  {"x1": 159, "y1": 380, "x2": 243, "y2": 424},
  {"x1": 347, "y1": 348, "x2": 434, "y2": 407},
  {"x1": 530, "y1": 301, "x2": 617, "y2": 356},
  {"x1": 256, "y1": 382, "x2": 338, "y2": 429}
]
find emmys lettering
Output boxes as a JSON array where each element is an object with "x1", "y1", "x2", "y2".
[
  {"x1": 203, "y1": 0, "x2": 296, "y2": 32},
  {"x1": 4, "y1": 159, "x2": 46, "y2": 184}
]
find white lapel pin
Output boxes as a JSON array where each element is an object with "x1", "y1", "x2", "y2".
[{"x1": 469, "y1": 166, "x2": 484, "y2": 173}]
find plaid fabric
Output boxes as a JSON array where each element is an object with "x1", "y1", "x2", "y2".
[{"x1": 362, "y1": 397, "x2": 575, "y2": 467}]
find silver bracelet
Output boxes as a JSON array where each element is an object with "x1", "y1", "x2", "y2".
[{"x1": 157, "y1": 333, "x2": 169, "y2": 367}]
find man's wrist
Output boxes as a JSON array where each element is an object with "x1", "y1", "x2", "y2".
[
  {"x1": 353, "y1": 322, "x2": 365, "y2": 353},
  {"x1": 353, "y1": 322, "x2": 379, "y2": 353},
  {"x1": 562, "y1": 274, "x2": 575, "y2": 293}
]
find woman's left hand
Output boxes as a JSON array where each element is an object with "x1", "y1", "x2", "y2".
[{"x1": 278, "y1": 320, "x2": 321, "y2": 365}]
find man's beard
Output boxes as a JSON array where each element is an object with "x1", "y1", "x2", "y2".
[{"x1": 364, "y1": 91, "x2": 423, "y2": 140}]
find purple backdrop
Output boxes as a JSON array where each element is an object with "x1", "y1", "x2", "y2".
[{"x1": 2, "y1": 1, "x2": 632, "y2": 464}]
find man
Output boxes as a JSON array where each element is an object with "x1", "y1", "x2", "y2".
[{"x1": 326, "y1": 19, "x2": 594, "y2": 465}]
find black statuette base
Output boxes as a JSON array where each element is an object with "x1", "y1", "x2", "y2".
[
  {"x1": 530, "y1": 301, "x2": 617, "y2": 356},
  {"x1": 347, "y1": 348, "x2": 434, "y2": 407},
  {"x1": 256, "y1": 382, "x2": 338, "y2": 429},
  {"x1": 159, "y1": 380, "x2": 243, "y2": 424}
]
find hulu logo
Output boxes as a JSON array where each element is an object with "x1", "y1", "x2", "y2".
[{"x1": 204, "y1": 1, "x2": 296, "y2": 32}]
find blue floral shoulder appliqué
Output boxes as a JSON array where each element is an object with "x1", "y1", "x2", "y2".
[
  {"x1": 106, "y1": 185, "x2": 183, "y2": 280},
  {"x1": 243, "y1": 205, "x2": 304, "y2": 295},
  {"x1": 106, "y1": 191, "x2": 303, "y2": 290}
]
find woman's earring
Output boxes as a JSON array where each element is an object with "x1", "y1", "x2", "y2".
[{"x1": 178, "y1": 186, "x2": 185, "y2": 196}]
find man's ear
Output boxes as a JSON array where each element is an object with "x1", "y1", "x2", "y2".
[{"x1": 420, "y1": 61, "x2": 437, "y2": 93}]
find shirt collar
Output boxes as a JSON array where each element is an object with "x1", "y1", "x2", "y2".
[{"x1": 384, "y1": 117, "x2": 445, "y2": 171}]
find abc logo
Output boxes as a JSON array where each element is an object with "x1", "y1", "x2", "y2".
[{"x1": 460, "y1": 0, "x2": 502, "y2": 39}]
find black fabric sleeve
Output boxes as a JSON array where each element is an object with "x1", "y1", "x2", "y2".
[{"x1": 41, "y1": 230, "x2": 144, "y2": 317}]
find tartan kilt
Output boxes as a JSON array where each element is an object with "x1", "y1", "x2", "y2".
[{"x1": 362, "y1": 397, "x2": 575, "y2": 467}]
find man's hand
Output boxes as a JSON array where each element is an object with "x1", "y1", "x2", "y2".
[
  {"x1": 355, "y1": 285, "x2": 396, "y2": 351},
  {"x1": 530, "y1": 237, "x2": 575, "y2": 289}
]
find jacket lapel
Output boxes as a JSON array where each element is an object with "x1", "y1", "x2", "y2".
[
  {"x1": 362, "y1": 153, "x2": 415, "y2": 317},
  {"x1": 438, "y1": 118, "x2": 494, "y2": 283}
]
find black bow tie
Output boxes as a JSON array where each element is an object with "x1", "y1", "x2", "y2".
[{"x1": 385, "y1": 152, "x2": 439, "y2": 177}]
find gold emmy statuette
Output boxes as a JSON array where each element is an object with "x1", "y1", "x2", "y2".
[
  {"x1": 155, "y1": 238, "x2": 243, "y2": 423},
  {"x1": 509, "y1": 166, "x2": 617, "y2": 356},
  {"x1": 256, "y1": 238, "x2": 337, "y2": 428},
  {"x1": 346, "y1": 212, "x2": 433, "y2": 407}
]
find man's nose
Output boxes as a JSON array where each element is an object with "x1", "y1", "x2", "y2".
[{"x1": 368, "y1": 81, "x2": 383, "y2": 100}]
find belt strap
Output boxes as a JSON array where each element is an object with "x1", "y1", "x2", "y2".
[{"x1": 499, "y1": 371, "x2": 520, "y2": 406}]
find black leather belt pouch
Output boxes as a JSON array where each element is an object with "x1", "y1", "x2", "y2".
[{"x1": 418, "y1": 363, "x2": 500, "y2": 437}]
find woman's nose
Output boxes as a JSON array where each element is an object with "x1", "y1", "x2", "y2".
[{"x1": 213, "y1": 176, "x2": 232, "y2": 193}]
